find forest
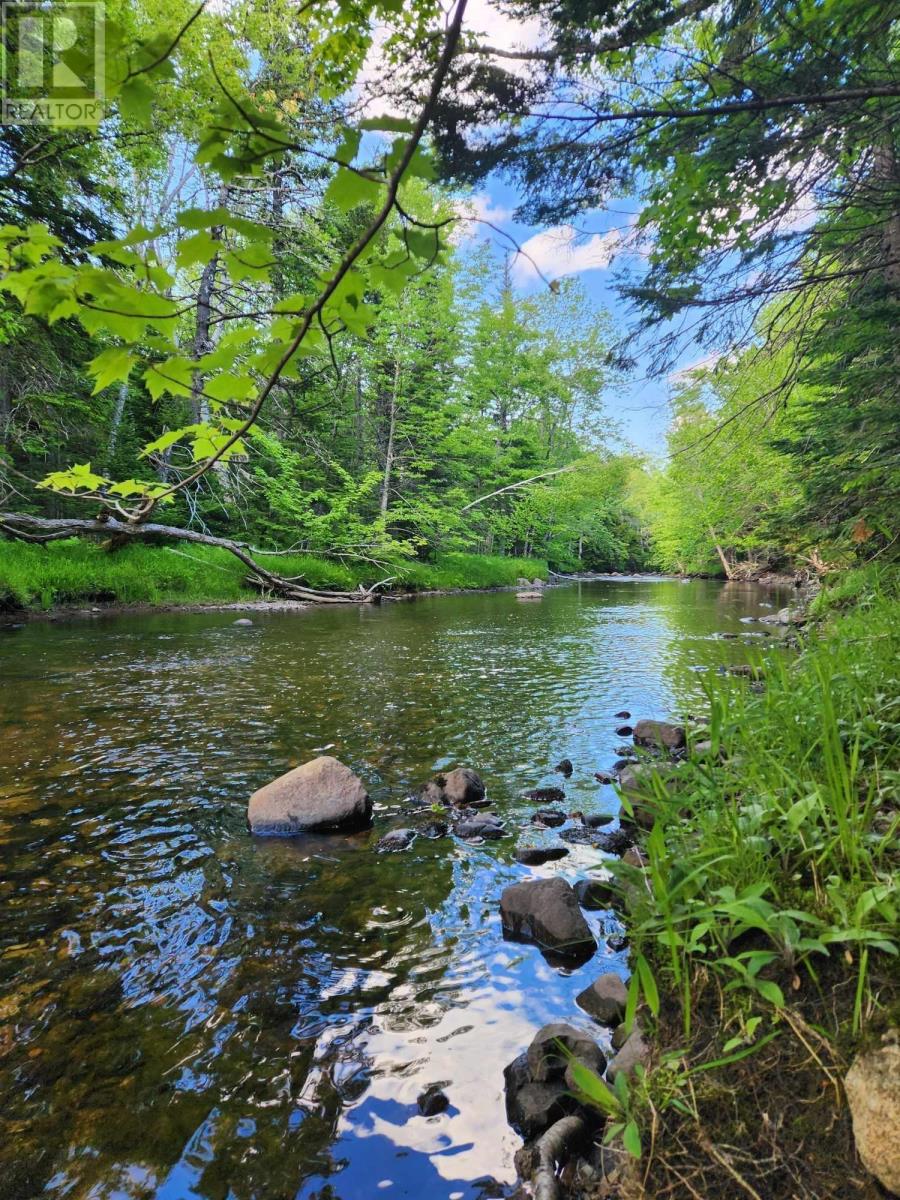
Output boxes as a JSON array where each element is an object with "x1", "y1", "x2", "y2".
[{"x1": 0, "y1": 3, "x2": 897, "y2": 1200}]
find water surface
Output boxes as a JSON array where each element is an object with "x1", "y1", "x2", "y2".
[{"x1": 0, "y1": 579, "x2": 783, "y2": 1200}]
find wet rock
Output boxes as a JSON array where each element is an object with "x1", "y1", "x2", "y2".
[
  {"x1": 761, "y1": 606, "x2": 792, "y2": 625},
  {"x1": 504, "y1": 1052, "x2": 573, "y2": 1139},
  {"x1": 515, "y1": 846, "x2": 570, "y2": 865},
  {"x1": 611, "y1": 1021, "x2": 634, "y2": 1051},
  {"x1": 232, "y1": 617, "x2": 254, "y2": 626},
  {"x1": 560, "y1": 825, "x2": 608, "y2": 847},
  {"x1": 555, "y1": 757, "x2": 574, "y2": 777},
  {"x1": 58, "y1": 969, "x2": 121, "y2": 1018},
  {"x1": 574, "y1": 877, "x2": 616, "y2": 910},
  {"x1": 583, "y1": 811, "x2": 615, "y2": 827},
  {"x1": 516, "y1": 591, "x2": 544, "y2": 600},
  {"x1": 615, "y1": 724, "x2": 633, "y2": 737},
  {"x1": 531, "y1": 807, "x2": 567, "y2": 827},
  {"x1": 576, "y1": 973, "x2": 627, "y2": 1026},
  {"x1": 418, "y1": 819, "x2": 449, "y2": 839},
  {"x1": 416, "y1": 779, "x2": 448, "y2": 807},
  {"x1": 500, "y1": 877, "x2": 597, "y2": 958},
  {"x1": 442, "y1": 767, "x2": 486, "y2": 805},
  {"x1": 456, "y1": 815, "x2": 505, "y2": 840},
  {"x1": 621, "y1": 846, "x2": 647, "y2": 869},
  {"x1": 844, "y1": 1033, "x2": 900, "y2": 1194},
  {"x1": 612, "y1": 758, "x2": 634, "y2": 772},
  {"x1": 417, "y1": 1084, "x2": 450, "y2": 1116},
  {"x1": 531, "y1": 578, "x2": 545, "y2": 588},
  {"x1": 526, "y1": 786, "x2": 566, "y2": 805},
  {"x1": 248, "y1": 755, "x2": 372, "y2": 835},
  {"x1": 632, "y1": 719, "x2": 686, "y2": 751},
  {"x1": 595, "y1": 829, "x2": 633, "y2": 856},
  {"x1": 593, "y1": 772, "x2": 615, "y2": 785},
  {"x1": 607, "y1": 1029, "x2": 651, "y2": 1081},
  {"x1": 376, "y1": 828, "x2": 416, "y2": 853},
  {"x1": 614, "y1": 710, "x2": 631, "y2": 719},
  {"x1": 726, "y1": 663, "x2": 766, "y2": 679},
  {"x1": 527, "y1": 1022, "x2": 606, "y2": 1082},
  {"x1": 606, "y1": 933, "x2": 628, "y2": 953}
]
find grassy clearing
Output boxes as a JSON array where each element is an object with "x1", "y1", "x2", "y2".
[
  {"x1": 0, "y1": 539, "x2": 548, "y2": 609},
  {"x1": 593, "y1": 568, "x2": 899, "y2": 1199}
]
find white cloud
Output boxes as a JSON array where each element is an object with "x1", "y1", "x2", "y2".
[
  {"x1": 511, "y1": 223, "x2": 621, "y2": 285},
  {"x1": 451, "y1": 191, "x2": 516, "y2": 242}
]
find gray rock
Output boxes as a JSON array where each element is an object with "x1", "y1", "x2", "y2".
[
  {"x1": 606, "y1": 933, "x2": 628, "y2": 953},
  {"x1": 527, "y1": 1022, "x2": 606, "y2": 1082},
  {"x1": 456, "y1": 815, "x2": 505, "y2": 840},
  {"x1": 632, "y1": 719, "x2": 686, "y2": 751},
  {"x1": 516, "y1": 590, "x2": 544, "y2": 600},
  {"x1": 376, "y1": 828, "x2": 416, "y2": 853},
  {"x1": 593, "y1": 772, "x2": 615, "y2": 785},
  {"x1": 418, "y1": 819, "x2": 449, "y2": 839},
  {"x1": 844, "y1": 1033, "x2": 900, "y2": 1194},
  {"x1": 611, "y1": 1021, "x2": 633, "y2": 1050},
  {"x1": 514, "y1": 846, "x2": 570, "y2": 865},
  {"x1": 531, "y1": 578, "x2": 545, "y2": 588},
  {"x1": 232, "y1": 617, "x2": 254, "y2": 626},
  {"x1": 574, "y1": 877, "x2": 616, "y2": 910},
  {"x1": 531, "y1": 806, "x2": 567, "y2": 827},
  {"x1": 576, "y1": 973, "x2": 628, "y2": 1025},
  {"x1": 416, "y1": 779, "x2": 448, "y2": 807},
  {"x1": 516, "y1": 577, "x2": 531, "y2": 587},
  {"x1": 595, "y1": 829, "x2": 633, "y2": 856},
  {"x1": 504, "y1": 1052, "x2": 573, "y2": 1138},
  {"x1": 555, "y1": 757, "x2": 574, "y2": 777},
  {"x1": 500, "y1": 877, "x2": 597, "y2": 958},
  {"x1": 248, "y1": 755, "x2": 372, "y2": 835},
  {"x1": 614, "y1": 710, "x2": 631, "y2": 719},
  {"x1": 525, "y1": 786, "x2": 566, "y2": 805},
  {"x1": 615, "y1": 724, "x2": 633, "y2": 737},
  {"x1": 584, "y1": 811, "x2": 615, "y2": 827},
  {"x1": 607, "y1": 1029, "x2": 651, "y2": 1081},
  {"x1": 442, "y1": 767, "x2": 486, "y2": 805}
]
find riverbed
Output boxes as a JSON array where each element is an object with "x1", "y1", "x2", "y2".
[{"x1": 0, "y1": 578, "x2": 785, "y2": 1200}]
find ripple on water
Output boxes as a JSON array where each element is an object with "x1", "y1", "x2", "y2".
[{"x1": 0, "y1": 580, "x2": 790, "y2": 1199}]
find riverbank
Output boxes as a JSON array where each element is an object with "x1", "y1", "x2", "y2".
[
  {"x1": 563, "y1": 565, "x2": 900, "y2": 1200},
  {"x1": 0, "y1": 540, "x2": 549, "y2": 612}
]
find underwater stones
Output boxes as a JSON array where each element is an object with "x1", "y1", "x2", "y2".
[
  {"x1": 632, "y1": 719, "x2": 686, "y2": 751},
  {"x1": 248, "y1": 755, "x2": 371, "y2": 835},
  {"x1": 576, "y1": 973, "x2": 627, "y2": 1026},
  {"x1": 375, "y1": 828, "x2": 416, "y2": 853},
  {"x1": 525, "y1": 786, "x2": 566, "y2": 805},
  {"x1": 500, "y1": 877, "x2": 596, "y2": 959},
  {"x1": 514, "y1": 846, "x2": 570, "y2": 866},
  {"x1": 417, "y1": 819, "x2": 449, "y2": 839},
  {"x1": 455, "y1": 813, "x2": 505, "y2": 840},
  {"x1": 531, "y1": 806, "x2": 567, "y2": 827}
]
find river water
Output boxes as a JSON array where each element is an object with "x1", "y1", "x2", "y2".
[{"x1": 0, "y1": 578, "x2": 784, "y2": 1200}]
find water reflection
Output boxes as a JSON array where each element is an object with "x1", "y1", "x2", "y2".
[{"x1": 0, "y1": 580, "x2": 786, "y2": 1198}]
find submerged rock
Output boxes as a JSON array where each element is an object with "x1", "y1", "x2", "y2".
[
  {"x1": 500, "y1": 877, "x2": 596, "y2": 958},
  {"x1": 531, "y1": 806, "x2": 567, "y2": 827},
  {"x1": 576, "y1": 973, "x2": 627, "y2": 1026},
  {"x1": 845, "y1": 1033, "x2": 900, "y2": 1194},
  {"x1": 248, "y1": 755, "x2": 371, "y2": 835},
  {"x1": 376, "y1": 828, "x2": 416, "y2": 853},
  {"x1": 632, "y1": 719, "x2": 686, "y2": 751},
  {"x1": 514, "y1": 845, "x2": 570, "y2": 865},
  {"x1": 525, "y1": 786, "x2": 566, "y2": 805},
  {"x1": 418, "y1": 819, "x2": 449, "y2": 839}
]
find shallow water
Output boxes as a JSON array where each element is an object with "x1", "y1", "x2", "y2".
[{"x1": 0, "y1": 578, "x2": 785, "y2": 1200}]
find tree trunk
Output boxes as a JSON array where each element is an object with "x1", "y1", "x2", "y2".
[
  {"x1": 106, "y1": 382, "x2": 127, "y2": 465},
  {"x1": 380, "y1": 359, "x2": 400, "y2": 516},
  {"x1": 710, "y1": 527, "x2": 734, "y2": 578}
]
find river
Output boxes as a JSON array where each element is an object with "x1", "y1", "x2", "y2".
[{"x1": 0, "y1": 578, "x2": 786, "y2": 1200}]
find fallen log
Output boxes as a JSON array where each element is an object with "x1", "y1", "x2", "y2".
[{"x1": 0, "y1": 512, "x2": 377, "y2": 604}]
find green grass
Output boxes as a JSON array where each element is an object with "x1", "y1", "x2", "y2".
[
  {"x1": 0, "y1": 539, "x2": 548, "y2": 609},
  {"x1": 584, "y1": 567, "x2": 899, "y2": 1192}
]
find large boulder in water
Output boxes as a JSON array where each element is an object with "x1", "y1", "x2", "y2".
[
  {"x1": 442, "y1": 767, "x2": 486, "y2": 805},
  {"x1": 500, "y1": 877, "x2": 596, "y2": 959},
  {"x1": 248, "y1": 755, "x2": 372, "y2": 835}
]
